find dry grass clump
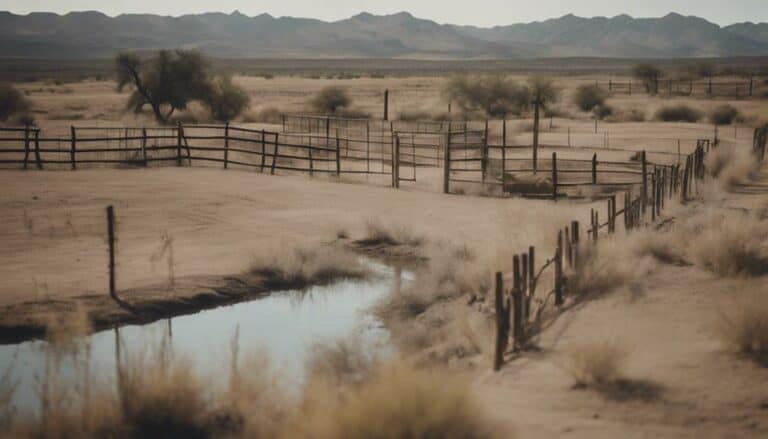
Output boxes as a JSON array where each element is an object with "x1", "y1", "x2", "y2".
[
  {"x1": 715, "y1": 291, "x2": 768, "y2": 365},
  {"x1": 654, "y1": 104, "x2": 703, "y2": 123},
  {"x1": 566, "y1": 241, "x2": 655, "y2": 299},
  {"x1": 292, "y1": 361, "x2": 502, "y2": 439},
  {"x1": 573, "y1": 83, "x2": 607, "y2": 112},
  {"x1": 565, "y1": 340, "x2": 627, "y2": 387},
  {"x1": 306, "y1": 336, "x2": 377, "y2": 387},
  {"x1": 606, "y1": 107, "x2": 646, "y2": 123},
  {"x1": 248, "y1": 243, "x2": 367, "y2": 286},
  {"x1": 686, "y1": 212, "x2": 768, "y2": 276},
  {"x1": 704, "y1": 144, "x2": 759, "y2": 188},
  {"x1": 361, "y1": 219, "x2": 426, "y2": 247},
  {"x1": 119, "y1": 354, "x2": 211, "y2": 438}
]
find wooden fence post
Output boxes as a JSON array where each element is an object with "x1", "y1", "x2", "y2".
[
  {"x1": 528, "y1": 246, "x2": 535, "y2": 299},
  {"x1": 565, "y1": 225, "x2": 572, "y2": 268},
  {"x1": 393, "y1": 135, "x2": 400, "y2": 188},
  {"x1": 571, "y1": 221, "x2": 580, "y2": 269},
  {"x1": 335, "y1": 134, "x2": 341, "y2": 177},
  {"x1": 70, "y1": 126, "x2": 77, "y2": 170},
  {"x1": 624, "y1": 192, "x2": 630, "y2": 231},
  {"x1": 532, "y1": 97, "x2": 541, "y2": 174},
  {"x1": 494, "y1": 271, "x2": 506, "y2": 371},
  {"x1": 592, "y1": 153, "x2": 597, "y2": 184},
  {"x1": 513, "y1": 255, "x2": 524, "y2": 349},
  {"x1": 22, "y1": 125, "x2": 30, "y2": 170},
  {"x1": 259, "y1": 130, "x2": 267, "y2": 172},
  {"x1": 223, "y1": 122, "x2": 229, "y2": 169},
  {"x1": 651, "y1": 173, "x2": 657, "y2": 221},
  {"x1": 383, "y1": 89, "x2": 389, "y2": 121},
  {"x1": 443, "y1": 128, "x2": 451, "y2": 194},
  {"x1": 106, "y1": 205, "x2": 117, "y2": 303},
  {"x1": 641, "y1": 150, "x2": 647, "y2": 214},
  {"x1": 521, "y1": 253, "x2": 529, "y2": 319},
  {"x1": 501, "y1": 120, "x2": 507, "y2": 185},
  {"x1": 552, "y1": 152, "x2": 558, "y2": 201},
  {"x1": 141, "y1": 128, "x2": 148, "y2": 166},
  {"x1": 34, "y1": 130, "x2": 43, "y2": 169},
  {"x1": 271, "y1": 133, "x2": 280, "y2": 175},
  {"x1": 176, "y1": 122, "x2": 182, "y2": 167},
  {"x1": 555, "y1": 231, "x2": 564, "y2": 306}
]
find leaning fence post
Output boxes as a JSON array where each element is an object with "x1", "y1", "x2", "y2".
[
  {"x1": 555, "y1": 231, "x2": 563, "y2": 306},
  {"x1": 493, "y1": 271, "x2": 506, "y2": 371},
  {"x1": 592, "y1": 153, "x2": 597, "y2": 185},
  {"x1": 223, "y1": 122, "x2": 230, "y2": 169},
  {"x1": 552, "y1": 152, "x2": 558, "y2": 201},
  {"x1": 70, "y1": 126, "x2": 77, "y2": 170}
]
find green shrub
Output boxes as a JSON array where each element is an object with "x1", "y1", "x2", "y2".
[
  {"x1": 654, "y1": 105, "x2": 703, "y2": 123},
  {"x1": 442, "y1": 75, "x2": 531, "y2": 118},
  {"x1": 0, "y1": 83, "x2": 31, "y2": 121},
  {"x1": 573, "y1": 84, "x2": 607, "y2": 112},
  {"x1": 310, "y1": 86, "x2": 351, "y2": 114},
  {"x1": 206, "y1": 76, "x2": 250, "y2": 122},
  {"x1": 709, "y1": 104, "x2": 740, "y2": 125}
]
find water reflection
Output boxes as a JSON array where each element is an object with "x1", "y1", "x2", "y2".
[{"x1": 0, "y1": 260, "x2": 407, "y2": 414}]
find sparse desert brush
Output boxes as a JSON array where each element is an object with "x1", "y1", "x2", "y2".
[
  {"x1": 573, "y1": 83, "x2": 607, "y2": 112},
  {"x1": 606, "y1": 107, "x2": 646, "y2": 123},
  {"x1": 0, "y1": 82, "x2": 31, "y2": 121},
  {"x1": 715, "y1": 291, "x2": 768, "y2": 363},
  {"x1": 361, "y1": 218, "x2": 426, "y2": 247},
  {"x1": 292, "y1": 361, "x2": 503, "y2": 439},
  {"x1": 566, "y1": 241, "x2": 654, "y2": 299},
  {"x1": 248, "y1": 242, "x2": 367, "y2": 285},
  {"x1": 709, "y1": 104, "x2": 740, "y2": 125},
  {"x1": 654, "y1": 104, "x2": 703, "y2": 123},
  {"x1": 565, "y1": 340, "x2": 627, "y2": 387},
  {"x1": 704, "y1": 144, "x2": 758, "y2": 188},
  {"x1": 592, "y1": 103, "x2": 614, "y2": 120},
  {"x1": 686, "y1": 211, "x2": 768, "y2": 276},
  {"x1": 310, "y1": 86, "x2": 351, "y2": 114}
]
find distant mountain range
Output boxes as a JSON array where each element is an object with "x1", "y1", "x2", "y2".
[{"x1": 1, "y1": 10, "x2": 767, "y2": 59}]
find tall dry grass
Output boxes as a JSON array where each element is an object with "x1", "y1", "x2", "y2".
[
  {"x1": 361, "y1": 219, "x2": 426, "y2": 247},
  {"x1": 715, "y1": 291, "x2": 768, "y2": 364},
  {"x1": 704, "y1": 144, "x2": 759, "y2": 189},
  {"x1": 248, "y1": 242, "x2": 368, "y2": 286},
  {"x1": 564, "y1": 340, "x2": 627, "y2": 387}
]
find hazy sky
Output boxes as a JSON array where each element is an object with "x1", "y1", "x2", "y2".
[{"x1": 1, "y1": 0, "x2": 765, "y2": 27}]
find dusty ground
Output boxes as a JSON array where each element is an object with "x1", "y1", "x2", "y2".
[{"x1": 472, "y1": 165, "x2": 768, "y2": 437}]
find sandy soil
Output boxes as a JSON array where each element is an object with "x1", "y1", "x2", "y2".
[
  {"x1": 472, "y1": 166, "x2": 768, "y2": 438},
  {"x1": 0, "y1": 166, "x2": 603, "y2": 339}
]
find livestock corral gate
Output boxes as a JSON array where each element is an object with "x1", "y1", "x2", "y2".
[{"x1": 2, "y1": 117, "x2": 764, "y2": 200}]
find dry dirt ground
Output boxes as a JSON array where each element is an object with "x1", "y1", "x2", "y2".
[{"x1": 473, "y1": 167, "x2": 768, "y2": 438}]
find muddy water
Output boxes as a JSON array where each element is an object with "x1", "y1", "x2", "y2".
[{"x1": 0, "y1": 260, "x2": 407, "y2": 414}]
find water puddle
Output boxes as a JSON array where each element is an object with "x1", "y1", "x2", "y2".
[{"x1": 0, "y1": 260, "x2": 408, "y2": 414}]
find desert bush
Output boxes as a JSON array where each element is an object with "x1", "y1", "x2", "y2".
[
  {"x1": 654, "y1": 104, "x2": 703, "y2": 123},
  {"x1": 633, "y1": 63, "x2": 662, "y2": 94},
  {"x1": 566, "y1": 240, "x2": 654, "y2": 299},
  {"x1": 704, "y1": 144, "x2": 759, "y2": 187},
  {"x1": 565, "y1": 340, "x2": 627, "y2": 386},
  {"x1": 361, "y1": 219, "x2": 426, "y2": 247},
  {"x1": 294, "y1": 362, "x2": 502, "y2": 439},
  {"x1": 306, "y1": 336, "x2": 377, "y2": 387},
  {"x1": 443, "y1": 74, "x2": 531, "y2": 117},
  {"x1": 397, "y1": 109, "x2": 432, "y2": 121},
  {"x1": 592, "y1": 104, "x2": 614, "y2": 120},
  {"x1": 0, "y1": 83, "x2": 31, "y2": 122},
  {"x1": 573, "y1": 84, "x2": 607, "y2": 112},
  {"x1": 709, "y1": 104, "x2": 740, "y2": 125},
  {"x1": 543, "y1": 105, "x2": 572, "y2": 119},
  {"x1": 606, "y1": 107, "x2": 646, "y2": 123},
  {"x1": 206, "y1": 76, "x2": 250, "y2": 122},
  {"x1": 686, "y1": 211, "x2": 768, "y2": 276},
  {"x1": 715, "y1": 292, "x2": 768, "y2": 363},
  {"x1": 310, "y1": 86, "x2": 351, "y2": 114}
]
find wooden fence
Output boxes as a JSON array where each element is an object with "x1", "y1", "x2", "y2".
[
  {"x1": 491, "y1": 139, "x2": 715, "y2": 370},
  {"x1": 597, "y1": 77, "x2": 761, "y2": 98}
]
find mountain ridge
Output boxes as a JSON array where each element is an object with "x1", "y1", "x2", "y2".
[{"x1": 0, "y1": 10, "x2": 766, "y2": 59}]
